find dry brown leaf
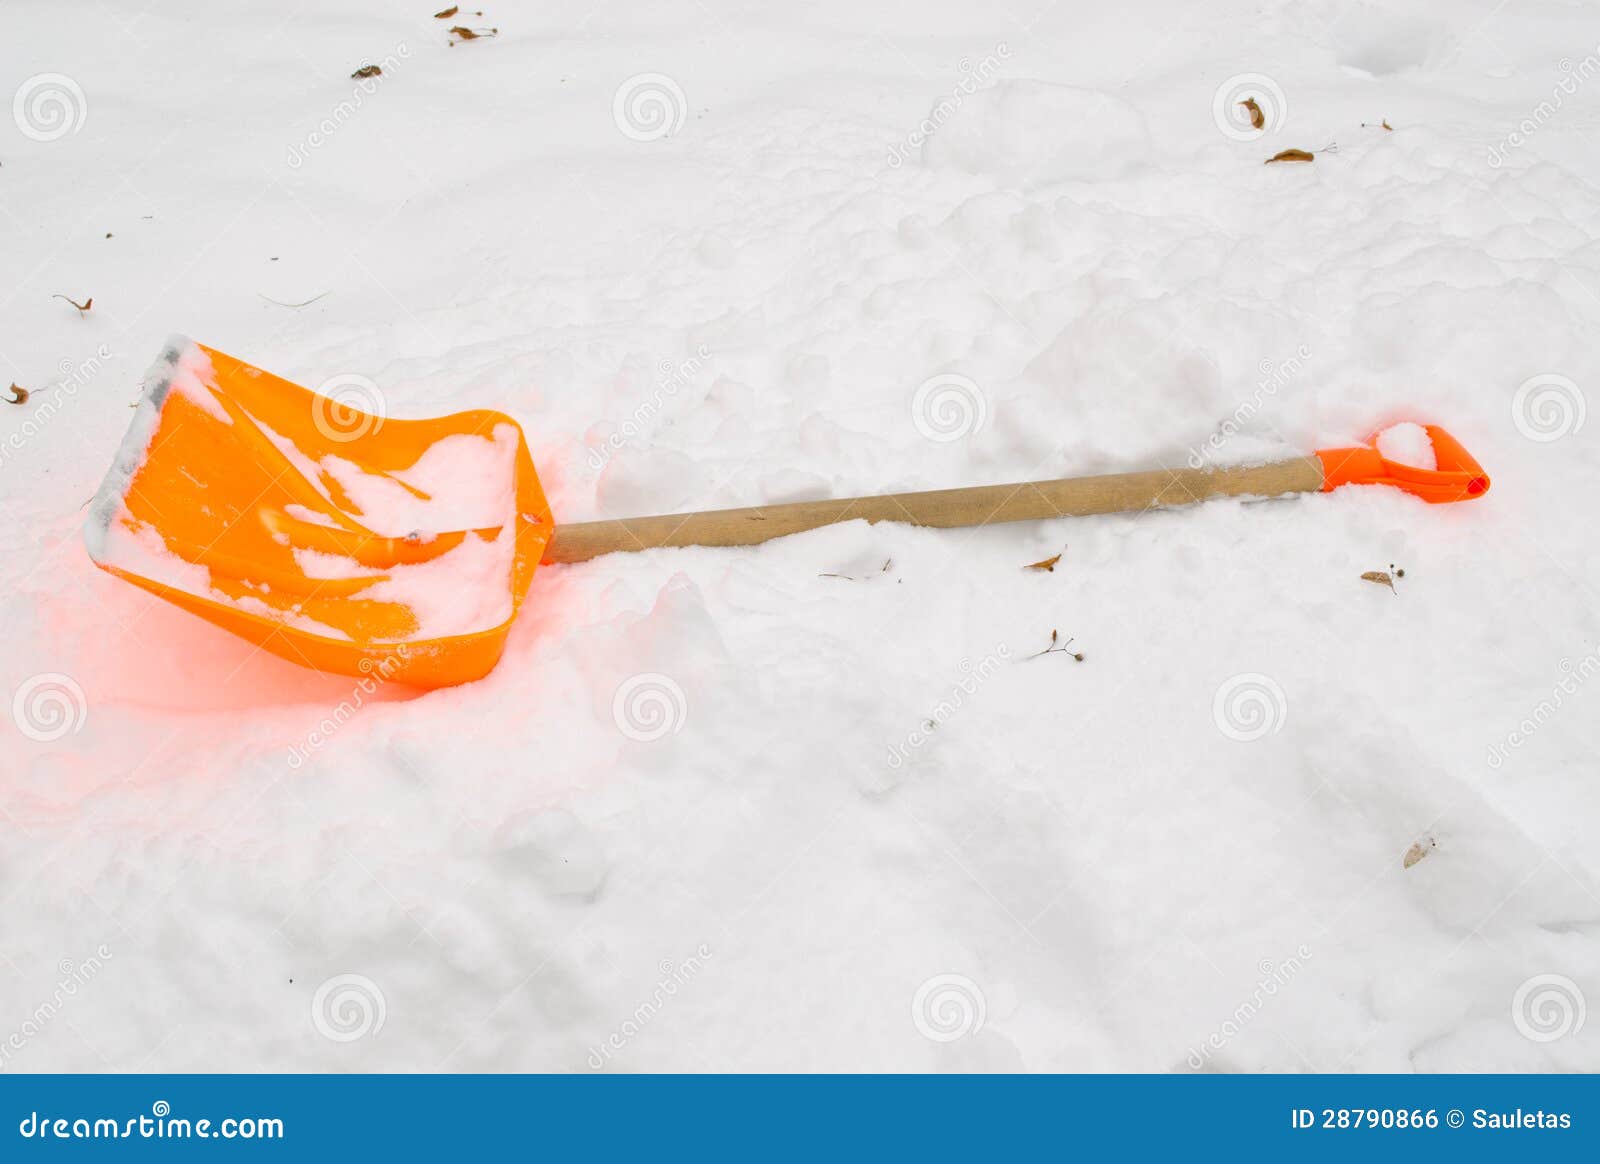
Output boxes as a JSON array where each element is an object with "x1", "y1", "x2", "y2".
[
  {"x1": 1026, "y1": 552, "x2": 1062, "y2": 573},
  {"x1": 351, "y1": 65, "x2": 382, "y2": 79},
  {"x1": 1264, "y1": 149, "x2": 1315, "y2": 164},
  {"x1": 449, "y1": 25, "x2": 497, "y2": 39},
  {"x1": 1240, "y1": 97, "x2": 1265, "y2": 130},
  {"x1": 1361, "y1": 570, "x2": 1396, "y2": 593},
  {"x1": 5, "y1": 383, "x2": 29, "y2": 405},
  {"x1": 1382, "y1": 119, "x2": 1393, "y2": 131},
  {"x1": 53, "y1": 294, "x2": 93, "y2": 312},
  {"x1": 433, "y1": 5, "x2": 459, "y2": 16},
  {"x1": 1403, "y1": 838, "x2": 1435, "y2": 869}
]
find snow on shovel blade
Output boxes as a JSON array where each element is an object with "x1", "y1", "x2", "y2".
[{"x1": 84, "y1": 337, "x2": 553, "y2": 689}]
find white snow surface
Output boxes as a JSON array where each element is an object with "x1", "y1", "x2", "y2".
[{"x1": 2, "y1": 0, "x2": 1599, "y2": 1072}]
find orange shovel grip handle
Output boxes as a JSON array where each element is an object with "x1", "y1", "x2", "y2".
[{"x1": 1315, "y1": 425, "x2": 1490, "y2": 504}]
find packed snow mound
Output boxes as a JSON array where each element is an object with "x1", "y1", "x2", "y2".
[
  {"x1": 920, "y1": 81, "x2": 1151, "y2": 186},
  {"x1": 1375, "y1": 421, "x2": 1437, "y2": 469}
]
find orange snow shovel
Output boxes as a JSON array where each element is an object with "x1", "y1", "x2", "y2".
[{"x1": 86, "y1": 339, "x2": 1490, "y2": 689}]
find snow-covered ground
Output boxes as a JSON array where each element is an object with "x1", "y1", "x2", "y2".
[{"x1": 3, "y1": 0, "x2": 1598, "y2": 1072}]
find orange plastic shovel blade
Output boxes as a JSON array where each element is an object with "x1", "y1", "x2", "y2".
[{"x1": 85, "y1": 338, "x2": 553, "y2": 689}]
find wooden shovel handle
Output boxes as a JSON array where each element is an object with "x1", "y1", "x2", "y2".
[{"x1": 541, "y1": 456, "x2": 1325, "y2": 564}]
